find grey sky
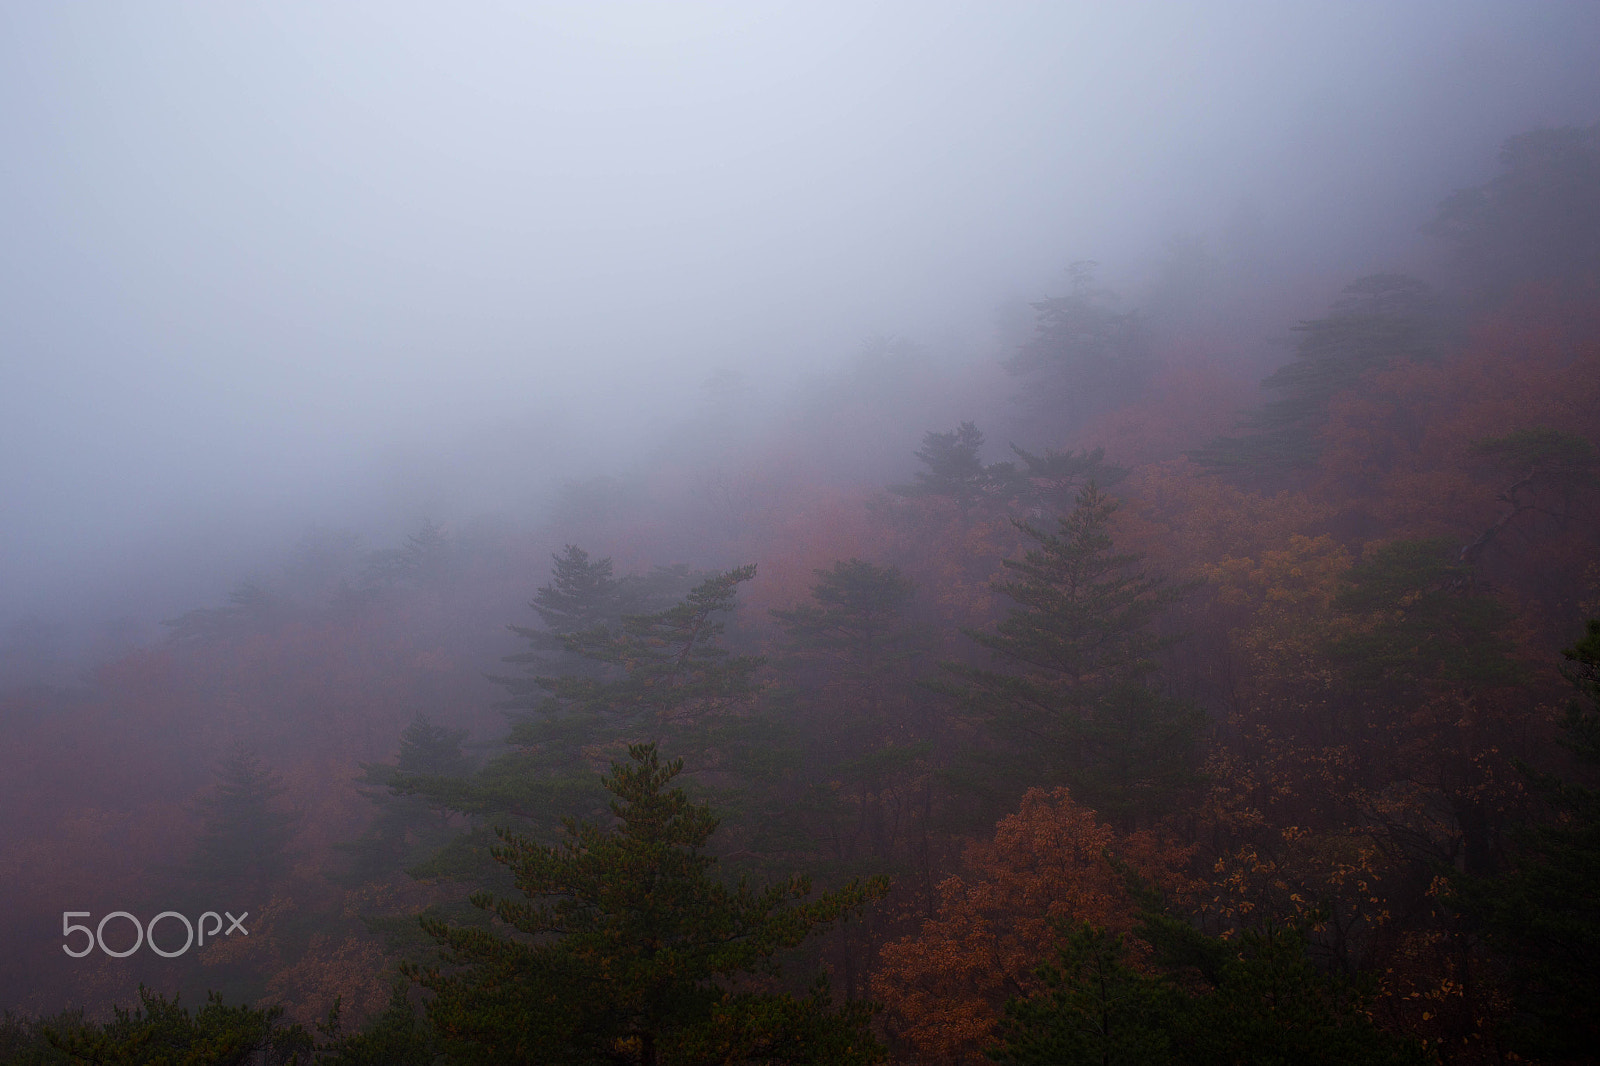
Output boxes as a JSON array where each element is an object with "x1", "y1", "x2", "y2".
[{"x1": 3, "y1": 1, "x2": 1599, "y2": 634}]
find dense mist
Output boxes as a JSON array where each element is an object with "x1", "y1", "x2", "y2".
[
  {"x1": 4, "y1": 4, "x2": 1600, "y2": 1063},
  {"x1": 4, "y1": 2, "x2": 1597, "y2": 656}
]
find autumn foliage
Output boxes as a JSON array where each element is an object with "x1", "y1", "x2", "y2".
[{"x1": 3, "y1": 124, "x2": 1599, "y2": 1064}]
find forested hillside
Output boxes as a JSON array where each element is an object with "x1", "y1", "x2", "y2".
[{"x1": 4, "y1": 124, "x2": 1600, "y2": 1065}]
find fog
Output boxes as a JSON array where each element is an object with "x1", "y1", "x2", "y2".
[
  {"x1": 9, "y1": 5, "x2": 1600, "y2": 1047},
  {"x1": 3, "y1": 1, "x2": 1599, "y2": 652}
]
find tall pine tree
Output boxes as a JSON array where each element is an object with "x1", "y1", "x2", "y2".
[
  {"x1": 189, "y1": 744, "x2": 300, "y2": 897},
  {"x1": 1191, "y1": 274, "x2": 1437, "y2": 482},
  {"x1": 408, "y1": 744, "x2": 888, "y2": 1065},
  {"x1": 944, "y1": 483, "x2": 1200, "y2": 827}
]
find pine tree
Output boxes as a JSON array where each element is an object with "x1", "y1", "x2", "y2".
[
  {"x1": 772, "y1": 560, "x2": 928, "y2": 996},
  {"x1": 341, "y1": 715, "x2": 474, "y2": 883},
  {"x1": 492, "y1": 546, "x2": 704, "y2": 711},
  {"x1": 1450, "y1": 618, "x2": 1600, "y2": 1059},
  {"x1": 315, "y1": 982, "x2": 439, "y2": 1066},
  {"x1": 397, "y1": 566, "x2": 764, "y2": 859},
  {"x1": 988, "y1": 924, "x2": 1179, "y2": 1066},
  {"x1": 514, "y1": 564, "x2": 763, "y2": 737},
  {"x1": 945, "y1": 483, "x2": 1200, "y2": 827},
  {"x1": 1424, "y1": 120, "x2": 1600, "y2": 295},
  {"x1": 407, "y1": 744, "x2": 888, "y2": 1065},
  {"x1": 1191, "y1": 274, "x2": 1437, "y2": 482},
  {"x1": 494, "y1": 546, "x2": 622, "y2": 708},
  {"x1": 1004, "y1": 261, "x2": 1149, "y2": 430},
  {"x1": 896, "y1": 422, "x2": 1012, "y2": 505},
  {"x1": 771, "y1": 559, "x2": 916, "y2": 679},
  {"x1": 161, "y1": 583, "x2": 275, "y2": 646},
  {"x1": 38, "y1": 987, "x2": 311, "y2": 1066},
  {"x1": 190, "y1": 744, "x2": 300, "y2": 895},
  {"x1": 360, "y1": 518, "x2": 453, "y2": 589},
  {"x1": 991, "y1": 919, "x2": 1432, "y2": 1066},
  {"x1": 1008, "y1": 444, "x2": 1126, "y2": 516},
  {"x1": 1332, "y1": 538, "x2": 1522, "y2": 878}
]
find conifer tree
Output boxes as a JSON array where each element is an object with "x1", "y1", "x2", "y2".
[
  {"x1": 492, "y1": 546, "x2": 704, "y2": 711},
  {"x1": 990, "y1": 919, "x2": 1432, "y2": 1065},
  {"x1": 407, "y1": 744, "x2": 888, "y2": 1065},
  {"x1": 398, "y1": 566, "x2": 763, "y2": 851},
  {"x1": 38, "y1": 987, "x2": 311, "y2": 1066},
  {"x1": 190, "y1": 743, "x2": 300, "y2": 894},
  {"x1": 896, "y1": 422, "x2": 1012, "y2": 505},
  {"x1": 516, "y1": 564, "x2": 763, "y2": 738},
  {"x1": 1332, "y1": 537, "x2": 1522, "y2": 878},
  {"x1": 988, "y1": 924, "x2": 1179, "y2": 1066},
  {"x1": 1191, "y1": 273, "x2": 1437, "y2": 482},
  {"x1": 1424, "y1": 120, "x2": 1600, "y2": 294},
  {"x1": 362, "y1": 519, "x2": 454, "y2": 588},
  {"x1": 1008, "y1": 444, "x2": 1126, "y2": 515},
  {"x1": 945, "y1": 483, "x2": 1200, "y2": 827},
  {"x1": 341, "y1": 715, "x2": 474, "y2": 882},
  {"x1": 494, "y1": 545, "x2": 622, "y2": 707},
  {"x1": 315, "y1": 982, "x2": 439, "y2": 1066},
  {"x1": 1450, "y1": 618, "x2": 1600, "y2": 1059},
  {"x1": 772, "y1": 560, "x2": 928, "y2": 995},
  {"x1": 771, "y1": 559, "x2": 916, "y2": 680},
  {"x1": 1004, "y1": 261, "x2": 1149, "y2": 429}
]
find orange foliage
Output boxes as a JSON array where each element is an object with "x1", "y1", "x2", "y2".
[{"x1": 871, "y1": 788, "x2": 1195, "y2": 1065}]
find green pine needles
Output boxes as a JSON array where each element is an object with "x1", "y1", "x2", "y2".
[{"x1": 406, "y1": 743, "x2": 889, "y2": 1065}]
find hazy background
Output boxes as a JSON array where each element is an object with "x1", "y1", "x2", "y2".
[{"x1": 4, "y1": 1, "x2": 1599, "y2": 660}]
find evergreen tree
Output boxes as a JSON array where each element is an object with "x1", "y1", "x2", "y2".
[
  {"x1": 1450, "y1": 618, "x2": 1600, "y2": 1059},
  {"x1": 340, "y1": 715, "x2": 474, "y2": 883},
  {"x1": 395, "y1": 714, "x2": 473, "y2": 780},
  {"x1": 1424, "y1": 121, "x2": 1600, "y2": 295},
  {"x1": 944, "y1": 483, "x2": 1200, "y2": 827},
  {"x1": 1332, "y1": 538, "x2": 1522, "y2": 878},
  {"x1": 161, "y1": 583, "x2": 276, "y2": 646},
  {"x1": 990, "y1": 920, "x2": 1432, "y2": 1066},
  {"x1": 315, "y1": 982, "x2": 439, "y2": 1066},
  {"x1": 1191, "y1": 274, "x2": 1437, "y2": 482},
  {"x1": 1004, "y1": 261, "x2": 1149, "y2": 429},
  {"x1": 400, "y1": 518, "x2": 451, "y2": 584},
  {"x1": 517, "y1": 564, "x2": 763, "y2": 738},
  {"x1": 492, "y1": 547, "x2": 703, "y2": 711},
  {"x1": 1460, "y1": 427, "x2": 1598, "y2": 567},
  {"x1": 1142, "y1": 917, "x2": 1432, "y2": 1066},
  {"x1": 406, "y1": 744, "x2": 889, "y2": 1065},
  {"x1": 397, "y1": 566, "x2": 764, "y2": 864},
  {"x1": 988, "y1": 924, "x2": 1179, "y2": 1066},
  {"x1": 360, "y1": 518, "x2": 453, "y2": 589},
  {"x1": 771, "y1": 559, "x2": 917, "y2": 678},
  {"x1": 771, "y1": 560, "x2": 929, "y2": 995},
  {"x1": 896, "y1": 422, "x2": 1012, "y2": 505},
  {"x1": 1008, "y1": 444, "x2": 1126, "y2": 516},
  {"x1": 35, "y1": 986, "x2": 311, "y2": 1066},
  {"x1": 1333, "y1": 538, "x2": 1517, "y2": 692},
  {"x1": 190, "y1": 743, "x2": 300, "y2": 895},
  {"x1": 494, "y1": 545, "x2": 623, "y2": 708}
]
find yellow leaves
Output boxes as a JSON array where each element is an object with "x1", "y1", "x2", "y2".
[
  {"x1": 263, "y1": 932, "x2": 390, "y2": 1028},
  {"x1": 1202, "y1": 534, "x2": 1352, "y2": 611}
]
